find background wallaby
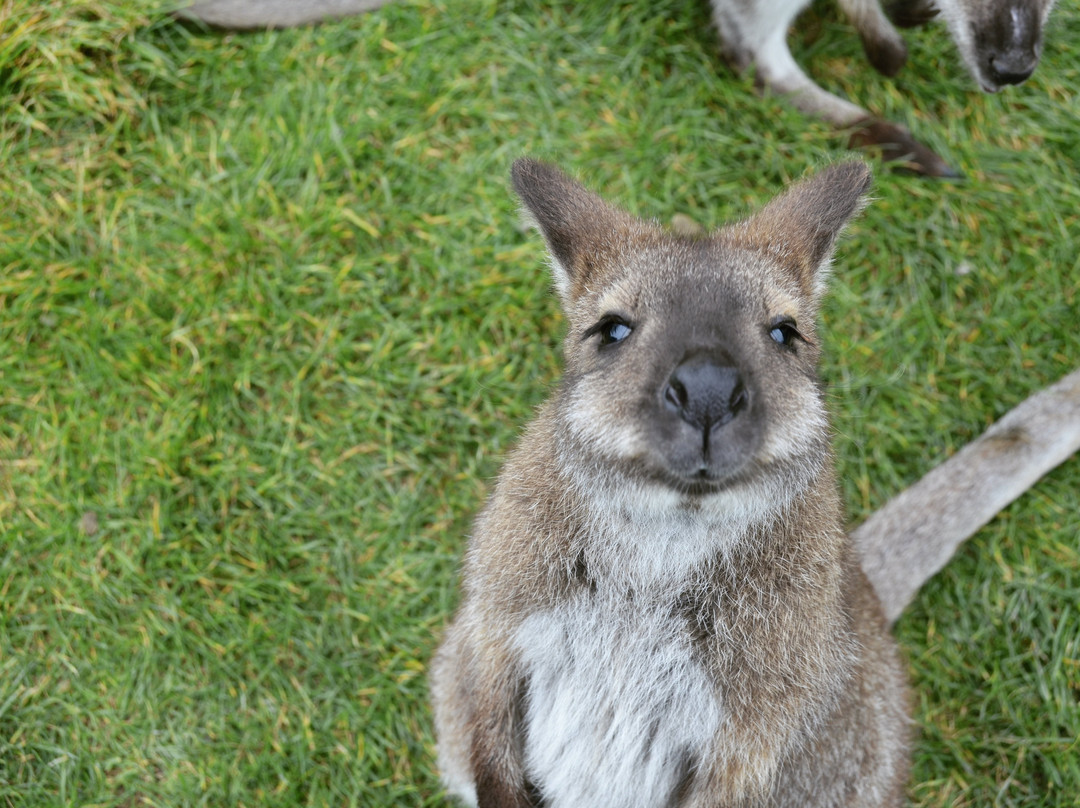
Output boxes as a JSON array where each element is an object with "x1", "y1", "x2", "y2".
[
  {"x1": 427, "y1": 159, "x2": 1080, "y2": 806},
  {"x1": 176, "y1": 0, "x2": 1057, "y2": 176},
  {"x1": 710, "y1": 0, "x2": 1057, "y2": 176}
]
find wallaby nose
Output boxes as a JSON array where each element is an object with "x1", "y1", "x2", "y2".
[
  {"x1": 981, "y1": 7, "x2": 1039, "y2": 87},
  {"x1": 663, "y1": 354, "x2": 748, "y2": 432},
  {"x1": 985, "y1": 49, "x2": 1037, "y2": 86}
]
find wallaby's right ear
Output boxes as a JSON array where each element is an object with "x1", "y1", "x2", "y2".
[{"x1": 511, "y1": 158, "x2": 638, "y2": 301}]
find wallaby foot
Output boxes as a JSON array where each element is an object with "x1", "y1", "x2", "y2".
[{"x1": 848, "y1": 119, "x2": 961, "y2": 178}]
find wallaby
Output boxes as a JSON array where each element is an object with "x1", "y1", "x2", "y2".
[
  {"x1": 710, "y1": 0, "x2": 1057, "y2": 176},
  {"x1": 176, "y1": 0, "x2": 1057, "y2": 176},
  {"x1": 427, "y1": 159, "x2": 1080, "y2": 806}
]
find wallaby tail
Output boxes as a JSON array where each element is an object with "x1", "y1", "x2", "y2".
[
  {"x1": 175, "y1": 0, "x2": 394, "y2": 29},
  {"x1": 854, "y1": 367, "x2": 1080, "y2": 625}
]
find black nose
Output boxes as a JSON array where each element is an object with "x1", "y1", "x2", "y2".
[
  {"x1": 985, "y1": 48, "x2": 1037, "y2": 86},
  {"x1": 980, "y1": 5, "x2": 1040, "y2": 87},
  {"x1": 663, "y1": 355, "x2": 748, "y2": 432}
]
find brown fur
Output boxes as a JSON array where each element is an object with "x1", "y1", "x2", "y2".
[{"x1": 431, "y1": 160, "x2": 911, "y2": 807}]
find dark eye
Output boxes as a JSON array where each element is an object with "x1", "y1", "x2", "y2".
[
  {"x1": 602, "y1": 321, "x2": 633, "y2": 345},
  {"x1": 769, "y1": 318, "x2": 801, "y2": 347},
  {"x1": 585, "y1": 316, "x2": 634, "y2": 346}
]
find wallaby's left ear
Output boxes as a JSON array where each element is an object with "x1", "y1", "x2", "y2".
[{"x1": 731, "y1": 162, "x2": 872, "y2": 299}]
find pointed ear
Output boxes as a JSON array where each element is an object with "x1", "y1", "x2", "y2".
[
  {"x1": 731, "y1": 162, "x2": 872, "y2": 299},
  {"x1": 511, "y1": 158, "x2": 639, "y2": 300}
]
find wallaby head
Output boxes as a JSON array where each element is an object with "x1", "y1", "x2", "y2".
[
  {"x1": 928, "y1": 0, "x2": 1057, "y2": 90},
  {"x1": 511, "y1": 159, "x2": 870, "y2": 529}
]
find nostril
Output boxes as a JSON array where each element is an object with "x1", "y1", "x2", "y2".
[
  {"x1": 664, "y1": 379, "x2": 687, "y2": 412},
  {"x1": 730, "y1": 384, "x2": 749, "y2": 415}
]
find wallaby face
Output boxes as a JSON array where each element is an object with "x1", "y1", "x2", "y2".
[
  {"x1": 514, "y1": 160, "x2": 854, "y2": 528},
  {"x1": 931, "y1": 0, "x2": 1057, "y2": 90},
  {"x1": 431, "y1": 160, "x2": 910, "y2": 808},
  {"x1": 549, "y1": 239, "x2": 825, "y2": 513}
]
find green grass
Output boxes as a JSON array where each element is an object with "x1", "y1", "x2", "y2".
[{"x1": 1, "y1": 0, "x2": 1077, "y2": 805}]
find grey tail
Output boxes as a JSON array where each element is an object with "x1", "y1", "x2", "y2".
[
  {"x1": 175, "y1": 0, "x2": 394, "y2": 29},
  {"x1": 854, "y1": 367, "x2": 1080, "y2": 624}
]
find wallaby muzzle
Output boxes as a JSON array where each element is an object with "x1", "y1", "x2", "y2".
[
  {"x1": 655, "y1": 345, "x2": 762, "y2": 487},
  {"x1": 975, "y1": 3, "x2": 1042, "y2": 88}
]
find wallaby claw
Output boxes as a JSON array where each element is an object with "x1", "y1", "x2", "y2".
[{"x1": 848, "y1": 119, "x2": 961, "y2": 178}]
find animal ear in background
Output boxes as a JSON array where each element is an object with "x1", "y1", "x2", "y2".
[
  {"x1": 511, "y1": 158, "x2": 644, "y2": 302},
  {"x1": 727, "y1": 162, "x2": 872, "y2": 300}
]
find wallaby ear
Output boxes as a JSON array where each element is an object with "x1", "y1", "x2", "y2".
[
  {"x1": 731, "y1": 162, "x2": 872, "y2": 299},
  {"x1": 511, "y1": 158, "x2": 639, "y2": 300}
]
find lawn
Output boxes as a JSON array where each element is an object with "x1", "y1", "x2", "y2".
[{"x1": 0, "y1": 0, "x2": 1077, "y2": 806}]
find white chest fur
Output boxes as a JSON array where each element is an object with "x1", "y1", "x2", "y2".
[{"x1": 514, "y1": 592, "x2": 721, "y2": 808}]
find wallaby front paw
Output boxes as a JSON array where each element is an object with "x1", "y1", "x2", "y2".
[
  {"x1": 848, "y1": 119, "x2": 960, "y2": 178},
  {"x1": 885, "y1": 0, "x2": 940, "y2": 28}
]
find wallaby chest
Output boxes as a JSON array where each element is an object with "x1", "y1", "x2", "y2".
[{"x1": 514, "y1": 589, "x2": 720, "y2": 808}]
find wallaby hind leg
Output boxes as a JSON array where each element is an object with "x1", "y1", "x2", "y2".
[
  {"x1": 429, "y1": 625, "x2": 479, "y2": 807},
  {"x1": 710, "y1": 0, "x2": 864, "y2": 122}
]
